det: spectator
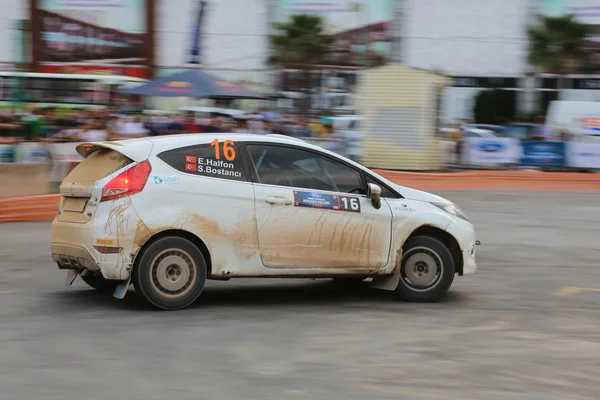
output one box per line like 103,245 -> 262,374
262,120 -> 274,135
0,112 -> 22,143
248,116 -> 264,134
183,113 -> 202,133
295,118 -> 312,137
234,119 -> 250,133
78,119 -> 109,142
115,116 -> 149,138
22,109 -> 50,139
204,117 -> 223,133
531,117 -> 549,141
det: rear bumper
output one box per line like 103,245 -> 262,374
51,197 -> 149,280
51,243 -> 99,271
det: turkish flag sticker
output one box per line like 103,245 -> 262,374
185,155 -> 197,163
185,163 -> 196,171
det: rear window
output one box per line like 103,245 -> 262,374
64,148 -> 133,183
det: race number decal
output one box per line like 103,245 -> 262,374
210,139 -> 236,161
180,140 -> 245,181
293,191 -> 361,213
338,195 -> 361,213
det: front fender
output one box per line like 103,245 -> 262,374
384,199 -> 454,274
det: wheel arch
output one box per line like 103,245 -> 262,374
405,225 -> 463,276
133,229 -> 213,277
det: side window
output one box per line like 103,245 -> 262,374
247,145 -> 364,194
158,140 -> 247,182
365,175 -> 400,198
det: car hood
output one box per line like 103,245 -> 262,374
393,184 -> 453,205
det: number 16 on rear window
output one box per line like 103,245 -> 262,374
210,139 -> 236,161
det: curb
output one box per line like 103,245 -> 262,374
1,171 -> 599,223
0,194 -> 60,223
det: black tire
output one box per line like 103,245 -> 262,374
80,273 -> 119,294
132,236 -> 207,310
395,236 -> 455,302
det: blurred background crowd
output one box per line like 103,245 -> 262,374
2,0 -> 600,196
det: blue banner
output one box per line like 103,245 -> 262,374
521,141 -> 565,169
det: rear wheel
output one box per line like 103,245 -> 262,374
80,273 -> 119,294
395,236 -> 455,302
133,236 -> 207,310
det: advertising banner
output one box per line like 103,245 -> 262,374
566,141 -> 600,168
38,0 -> 148,76
275,0 -> 393,67
156,0 -> 268,70
0,144 -> 15,163
39,64 -> 147,79
521,141 -> 566,169
463,137 -> 521,165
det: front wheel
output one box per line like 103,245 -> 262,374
133,236 -> 207,310
395,236 -> 455,302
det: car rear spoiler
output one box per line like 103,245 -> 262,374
76,140 -> 154,163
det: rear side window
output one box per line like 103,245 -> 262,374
64,148 -> 132,183
158,140 -> 247,182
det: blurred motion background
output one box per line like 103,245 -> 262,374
1,0 -> 600,198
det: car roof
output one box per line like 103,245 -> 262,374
96,133 -> 325,162
86,133 -> 403,195
145,133 -> 305,147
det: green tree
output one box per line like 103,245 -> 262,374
527,14 -> 590,80
269,14 -> 333,114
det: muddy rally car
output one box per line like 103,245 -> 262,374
51,134 -> 478,310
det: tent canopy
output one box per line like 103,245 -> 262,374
121,69 -> 265,99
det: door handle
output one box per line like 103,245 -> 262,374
265,196 -> 292,205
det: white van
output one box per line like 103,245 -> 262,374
546,100 -> 600,141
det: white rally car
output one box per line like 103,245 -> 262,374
51,134 -> 478,310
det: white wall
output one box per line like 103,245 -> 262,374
0,0 -> 27,64
442,87 -> 486,123
560,89 -> 600,102
156,0 -> 269,70
403,0 -> 533,76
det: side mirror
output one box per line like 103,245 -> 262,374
367,183 -> 382,209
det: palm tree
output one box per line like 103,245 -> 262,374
269,14 -> 333,114
527,14 -> 590,87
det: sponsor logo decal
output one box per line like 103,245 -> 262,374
394,203 -> 416,212
153,176 -> 181,184
165,81 -> 192,88
477,140 -> 505,153
95,238 -> 115,246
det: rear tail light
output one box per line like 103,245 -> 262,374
100,160 -> 152,202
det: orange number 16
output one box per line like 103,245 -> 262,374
210,139 -> 236,161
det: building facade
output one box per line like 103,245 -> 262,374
0,0 -> 597,116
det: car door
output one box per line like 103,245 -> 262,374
245,143 -> 393,270
153,140 -> 261,273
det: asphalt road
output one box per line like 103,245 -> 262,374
1,190 -> 600,400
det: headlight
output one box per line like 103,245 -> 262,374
432,202 -> 468,221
